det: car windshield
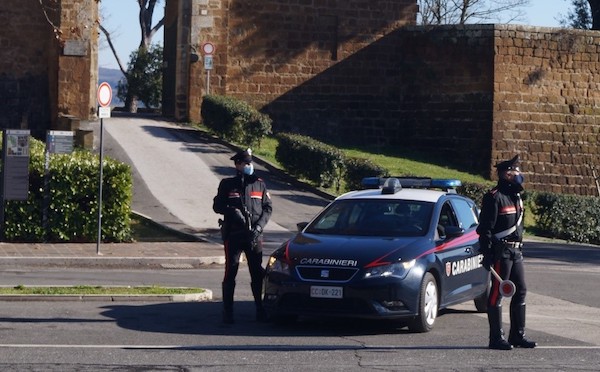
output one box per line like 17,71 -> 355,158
305,199 -> 433,237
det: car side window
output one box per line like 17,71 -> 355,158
451,198 -> 479,229
438,202 -> 458,228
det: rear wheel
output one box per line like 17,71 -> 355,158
408,272 -> 438,333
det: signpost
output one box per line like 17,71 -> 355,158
0,129 -> 30,240
96,82 -> 112,254
202,42 -> 215,94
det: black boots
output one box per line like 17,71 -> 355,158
488,305 -> 513,350
251,281 -> 267,322
508,303 -> 537,348
222,281 -> 235,324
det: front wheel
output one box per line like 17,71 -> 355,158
408,272 -> 438,333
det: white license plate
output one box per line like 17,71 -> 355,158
310,286 -> 343,299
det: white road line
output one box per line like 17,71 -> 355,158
0,344 -> 599,350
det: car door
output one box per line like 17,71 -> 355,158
435,199 -> 481,305
450,197 -> 488,297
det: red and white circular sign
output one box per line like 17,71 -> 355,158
202,42 -> 215,55
97,82 -> 113,107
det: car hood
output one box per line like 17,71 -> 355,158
284,233 -> 425,268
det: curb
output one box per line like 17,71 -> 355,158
0,256 -> 227,269
0,289 -> 213,302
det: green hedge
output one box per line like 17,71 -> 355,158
1,136 -> 132,242
344,157 -> 389,191
275,132 -> 345,190
532,192 -> 600,244
201,94 -> 272,147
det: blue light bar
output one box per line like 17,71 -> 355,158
431,179 -> 462,188
361,177 -> 462,191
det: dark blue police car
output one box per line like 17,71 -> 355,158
263,177 -> 489,332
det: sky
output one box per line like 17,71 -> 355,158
98,0 -> 572,71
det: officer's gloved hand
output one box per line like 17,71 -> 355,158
482,254 -> 494,271
251,225 -> 262,242
250,225 -> 262,251
228,208 -> 246,225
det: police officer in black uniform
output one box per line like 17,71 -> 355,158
213,149 -> 272,324
477,155 -> 537,350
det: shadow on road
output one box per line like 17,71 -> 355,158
98,301 -> 479,339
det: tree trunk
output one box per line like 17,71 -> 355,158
590,0 -> 600,30
125,94 -> 138,113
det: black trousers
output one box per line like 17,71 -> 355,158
222,236 -> 264,286
487,248 -> 527,308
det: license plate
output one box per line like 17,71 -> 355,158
310,286 -> 343,299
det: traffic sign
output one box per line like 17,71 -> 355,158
97,82 -> 112,108
202,42 -> 215,55
204,55 -> 214,70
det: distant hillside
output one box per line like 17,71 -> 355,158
99,67 -> 124,105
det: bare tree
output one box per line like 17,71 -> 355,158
418,0 -> 530,25
98,0 -> 164,112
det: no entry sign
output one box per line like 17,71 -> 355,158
97,82 -> 112,107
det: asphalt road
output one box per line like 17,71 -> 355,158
0,115 -> 596,370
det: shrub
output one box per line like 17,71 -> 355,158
201,95 -> 272,147
344,157 -> 389,191
532,192 -> 600,244
1,136 -> 132,242
276,133 -> 345,190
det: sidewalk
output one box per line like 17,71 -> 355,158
0,241 -> 226,269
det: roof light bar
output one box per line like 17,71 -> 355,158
361,177 -> 462,191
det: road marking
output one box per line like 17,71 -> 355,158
0,344 -> 599,350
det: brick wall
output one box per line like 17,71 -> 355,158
0,0 -> 97,138
493,25 -> 600,195
184,0 -> 418,122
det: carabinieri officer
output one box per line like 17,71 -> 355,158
477,155 -> 537,350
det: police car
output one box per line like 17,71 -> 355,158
263,177 -> 489,332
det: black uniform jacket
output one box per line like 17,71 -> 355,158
213,173 -> 273,238
476,180 -> 524,254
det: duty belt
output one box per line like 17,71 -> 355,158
502,241 -> 523,249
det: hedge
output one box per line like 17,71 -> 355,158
200,94 -> 272,147
1,136 -> 132,242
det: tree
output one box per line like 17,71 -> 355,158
560,0 -> 592,29
418,0 -> 530,25
590,0 -> 600,29
98,0 -> 164,112
117,45 -> 163,110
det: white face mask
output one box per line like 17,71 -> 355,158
243,163 -> 254,175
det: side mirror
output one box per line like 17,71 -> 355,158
444,226 -> 465,238
297,222 -> 308,232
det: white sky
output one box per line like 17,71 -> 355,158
98,0 -> 572,70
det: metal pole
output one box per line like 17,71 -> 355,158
96,118 -> 104,255
206,70 -> 210,95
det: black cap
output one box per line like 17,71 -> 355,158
495,155 -> 520,172
231,148 -> 252,163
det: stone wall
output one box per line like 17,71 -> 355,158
493,25 -> 600,195
265,25 -> 496,173
184,0 -> 418,122
212,23 -> 599,196
0,0 -> 97,138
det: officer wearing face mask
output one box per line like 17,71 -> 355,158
213,148 -> 272,324
477,155 -> 537,350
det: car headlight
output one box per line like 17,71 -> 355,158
364,259 -> 416,279
266,256 -> 291,275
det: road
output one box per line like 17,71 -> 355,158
0,242 -> 598,370
0,116 -> 596,370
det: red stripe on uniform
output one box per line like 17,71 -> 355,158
250,191 -> 262,198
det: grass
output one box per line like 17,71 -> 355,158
0,285 -> 204,295
252,136 -> 493,193
130,213 -> 196,242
